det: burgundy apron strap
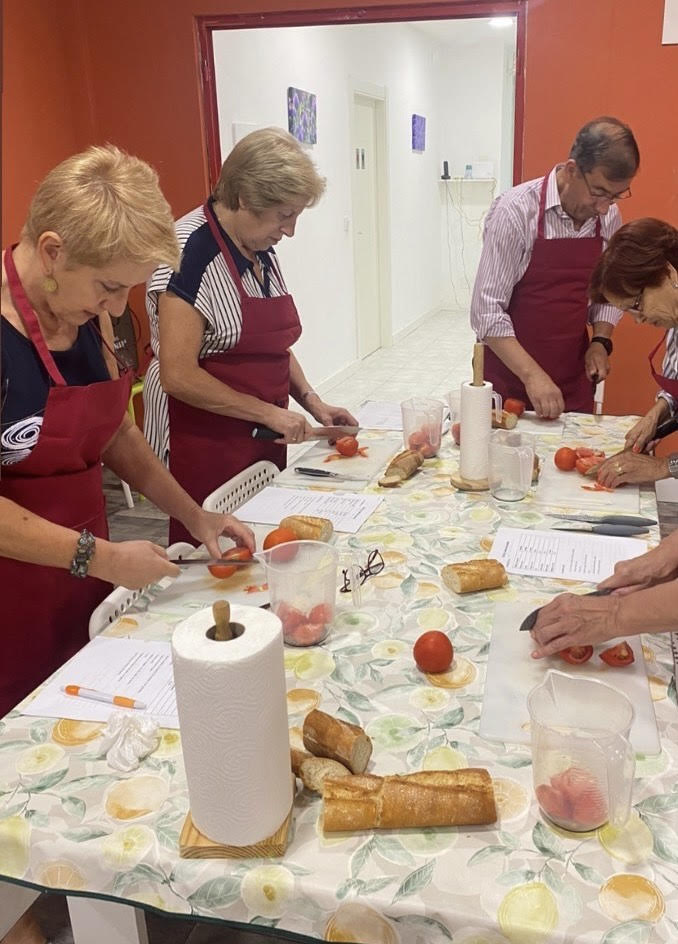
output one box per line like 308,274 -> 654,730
4,246 -> 67,386
89,319 -> 131,375
203,202 -> 247,302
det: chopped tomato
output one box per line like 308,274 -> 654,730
550,766 -> 608,830
575,446 -> 605,459
275,601 -> 306,634
504,398 -> 526,417
285,621 -> 327,646
207,546 -> 253,579
263,526 -> 298,562
554,447 -> 577,471
599,641 -> 635,667
408,429 -> 438,458
582,482 -> 615,492
535,783 -> 571,823
559,645 -> 594,665
309,603 -> 333,625
336,435 -> 359,457
576,455 -> 604,476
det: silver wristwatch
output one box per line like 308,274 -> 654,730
668,454 -> 678,479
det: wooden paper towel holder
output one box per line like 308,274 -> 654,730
453,342 -> 489,491
179,803 -> 293,859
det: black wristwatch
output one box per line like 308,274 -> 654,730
590,336 -> 613,356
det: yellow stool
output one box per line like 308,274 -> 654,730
121,378 -> 145,508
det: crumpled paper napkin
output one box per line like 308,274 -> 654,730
98,712 -> 160,771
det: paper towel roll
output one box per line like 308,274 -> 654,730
172,604 -> 292,846
460,380 -> 493,481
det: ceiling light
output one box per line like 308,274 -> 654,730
489,17 -> 513,28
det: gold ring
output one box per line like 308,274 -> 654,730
616,463 -> 623,473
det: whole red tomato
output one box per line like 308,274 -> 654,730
208,547 -> 253,579
263,526 -> 298,562
336,436 -> 359,457
504,398 -> 526,417
413,631 -> 454,674
554,447 -> 577,471
599,641 -> 635,667
559,645 -> 593,665
451,422 -> 461,445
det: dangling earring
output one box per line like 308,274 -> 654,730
672,281 -> 678,290
43,275 -> 58,293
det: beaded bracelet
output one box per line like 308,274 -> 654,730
69,529 -> 96,579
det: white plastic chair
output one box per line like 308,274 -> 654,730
202,460 -> 280,515
88,541 -> 195,638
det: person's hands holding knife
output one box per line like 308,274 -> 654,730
530,592 -> 621,658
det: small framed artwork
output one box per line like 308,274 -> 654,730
287,87 -> 317,145
412,114 -> 426,152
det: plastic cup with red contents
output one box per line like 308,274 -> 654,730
257,541 -> 338,647
401,397 -> 445,457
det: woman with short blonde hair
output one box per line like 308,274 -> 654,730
144,127 -> 355,543
0,145 -> 254,716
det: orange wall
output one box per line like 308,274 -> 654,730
5,0 -> 678,418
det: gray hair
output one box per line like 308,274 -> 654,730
569,117 -> 639,181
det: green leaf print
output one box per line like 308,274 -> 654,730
61,796 -> 86,819
391,860 -> 434,902
390,913 -> 453,941
532,821 -> 565,859
187,875 -> 242,911
601,920 -> 652,944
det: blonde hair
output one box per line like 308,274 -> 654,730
23,144 -> 180,270
213,127 -> 326,213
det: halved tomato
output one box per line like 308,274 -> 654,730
336,436 -> 359,457
207,546 -> 253,579
575,455 -> 604,477
559,645 -> 594,665
599,641 -> 635,667
575,446 -> 605,459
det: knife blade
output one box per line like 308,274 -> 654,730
551,523 -> 649,536
519,588 -> 613,632
251,425 -> 360,441
294,466 -> 367,482
553,514 -> 657,526
168,558 -> 256,567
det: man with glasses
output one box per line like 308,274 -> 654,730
471,117 -> 639,418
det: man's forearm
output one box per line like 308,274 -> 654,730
484,336 -> 548,385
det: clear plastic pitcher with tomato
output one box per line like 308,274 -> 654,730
256,541 -> 338,647
527,670 -> 635,831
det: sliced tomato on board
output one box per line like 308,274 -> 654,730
336,435 -> 359,457
599,641 -> 635,667
575,446 -> 605,459
207,546 -> 253,579
558,645 -> 594,665
575,455 -> 604,476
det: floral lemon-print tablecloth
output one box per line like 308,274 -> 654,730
1,414 -> 677,944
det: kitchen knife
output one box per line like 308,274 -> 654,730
168,557 -> 256,567
553,514 -> 657,526
294,466 -> 367,482
655,415 -> 678,441
551,523 -> 649,536
251,425 -> 360,441
519,588 -> 613,632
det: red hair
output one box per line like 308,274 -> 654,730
590,218 -> 678,303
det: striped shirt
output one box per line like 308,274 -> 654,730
470,166 -> 623,340
143,199 -> 289,462
656,329 -> 678,414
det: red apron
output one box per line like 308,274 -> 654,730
648,334 -> 678,399
485,173 -> 603,413
167,202 -> 302,545
0,247 -> 130,716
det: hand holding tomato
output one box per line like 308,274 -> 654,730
529,591 -> 622,659
413,631 -> 453,673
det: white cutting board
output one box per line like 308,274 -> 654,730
275,435 -> 402,487
479,601 -> 660,754
534,452 -> 640,513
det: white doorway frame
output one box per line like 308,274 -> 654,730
348,78 -> 392,355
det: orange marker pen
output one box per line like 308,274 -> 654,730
63,685 -> 146,710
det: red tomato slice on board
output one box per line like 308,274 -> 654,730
575,455 -> 604,476
599,641 -> 635,667
559,645 -> 594,665
207,547 -> 253,578
336,436 -> 359,457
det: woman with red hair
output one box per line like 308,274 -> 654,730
588,217 -> 678,486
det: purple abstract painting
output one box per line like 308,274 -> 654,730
287,87 -> 317,145
412,114 -> 426,152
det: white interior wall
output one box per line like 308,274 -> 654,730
212,21 -> 512,388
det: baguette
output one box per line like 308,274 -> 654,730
298,756 -> 351,794
280,515 -> 333,542
379,449 -> 424,487
303,709 -> 372,774
492,409 -> 518,430
441,559 -> 508,594
322,769 -> 497,831
291,747 -> 313,777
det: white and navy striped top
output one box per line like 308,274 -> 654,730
470,167 -> 623,340
656,329 -> 678,414
143,198 -> 289,462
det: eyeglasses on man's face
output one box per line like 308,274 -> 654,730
577,165 -> 632,204
340,549 -> 384,593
